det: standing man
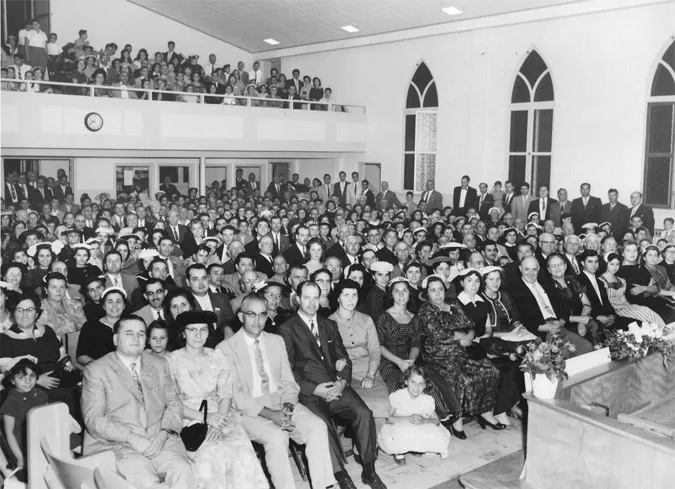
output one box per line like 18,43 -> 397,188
549,188 -> 572,228
24,18 -> 48,71
626,191 -> 655,236
347,172 -> 361,206
476,182 -> 494,221
202,53 -> 218,78
159,176 -> 180,201
599,188 -> 628,233
3,173 -> 20,207
375,181 -> 402,211
570,183 -> 603,232
245,172 -> 260,196
528,185 -> 556,221
360,180 -> 376,208
511,183 -> 533,223
279,283 -> 387,489
419,180 -> 443,214
218,294 -> 339,489
503,180 -> 516,214
287,68 -> 303,93
235,168 -> 247,190
319,174 -> 333,203
332,171 -> 350,208
81,315 -> 193,489
266,174 -> 284,202
51,174 -> 72,204
452,175 -> 477,217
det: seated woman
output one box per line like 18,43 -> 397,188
414,275 -> 502,439
304,237 -> 325,275
601,253 -> 666,328
76,287 -> 126,367
456,269 -> 524,426
1,262 -> 27,298
67,243 -> 103,287
0,282 -> 19,335
168,311 -> 268,489
259,281 -> 293,335
21,242 -> 62,291
310,268 -> 335,317
425,256 -> 459,300
0,294 -> 80,412
35,272 -> 86,340
163,289 -> 198,349
402,261 -> 423,313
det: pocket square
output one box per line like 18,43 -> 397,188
327,340 -> 334,343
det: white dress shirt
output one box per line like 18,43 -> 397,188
193,293 -> 213,311
242,333 -> 279,397
459,188 -> 468,208
583,270 -> 603,304
523,280 -> 556,319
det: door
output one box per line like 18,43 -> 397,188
363,163 -> 381,190
270,162 -> 290,182
159,165 -> 190,195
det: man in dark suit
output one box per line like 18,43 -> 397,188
278,282 -> 386,489
270,216 -> 290,254
4,173 -> 21,207
283,225 -> 310,267
527,185 -> 556,221
163,41 -> 183,65
286,68 -> 303,94
327,235 -> 361,269
627,191 -> 655,236
234,168 -> 247,191
285,85 -> 303,110
186,263 -> 235,344
375,181 -> 402,211
599,188 -> 629,234
51,174 -> 73,204
509,256 -> 592,356
502,180 -> 516,215
570,183 -> 602,233
476,182 -> 495,221
332,171 -> 350,208
244,172 -> 261,196
549,188 -> 572,228
360,180 -> 376,208
159,176 -> 180,201
502,242 -> 535,289
165,209 -> 189,245
452,175 -> 478,217
254,235 -> 276,278
265,175 -> 285,202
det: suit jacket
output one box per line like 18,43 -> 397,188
576,271 -> 615,316
218,330 -> 300,417
452,186 -> 478,214
550,200 -> 572,227
599,202 -> 629,233
133,304 -> 164,327
166,224 -> 189,245
59,203 -> 81,215
193,290 -> 236,331
244,181 -> 261,196
509,278 -> 570,338
278,313 -> 352,399
361,188 -> 376,207
104,273 -> 138,298
527,197 -> 557,221
283,243 -> 307,268
29,186 -> 53,209
419,189 -> 443,214
318,184 -> 333,203
571,196 -> 603,232
52,184 -> 72,204
270,232 -> 290,254
511,195 -> 534,222
325,243 -> 351,269
110,83 -> 138,99
286,78 -> 303,94
627,204 -> 655,235
476,193 -> 495,221
81,351 -> 184,457
266,182 -> 284,201
333,182 -> 350,207
284,94 -> 303,110
375,190 -> 402,211
4,183 -> 21,206
503,192 -> 516,214
255,253 -> 275,278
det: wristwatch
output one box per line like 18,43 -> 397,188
161,428 -> 177,436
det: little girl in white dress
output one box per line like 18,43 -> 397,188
377,366 -> 451,464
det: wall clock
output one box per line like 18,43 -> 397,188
84,112 -> 104,132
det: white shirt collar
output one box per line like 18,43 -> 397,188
297,310 -> 317,329
457,291 -> 484,305
116,352 -> 141,373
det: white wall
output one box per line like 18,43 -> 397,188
50,0 -> 251,67
279,2 -> 675,211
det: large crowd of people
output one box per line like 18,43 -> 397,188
0,163 -> 673,489
1,19 -> 338,108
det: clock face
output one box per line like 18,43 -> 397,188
84,112 -> 103,132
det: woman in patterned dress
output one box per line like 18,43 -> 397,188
376,278 -> 459,430
168,311 -> 268,489
599,253 -> 665,328
414,275 -> 501,439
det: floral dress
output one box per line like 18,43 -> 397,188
168,348 -> 268,489
36,298 -> 86,339
416,301 -> 500,416
599,276 -> 665,328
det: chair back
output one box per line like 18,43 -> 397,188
40,438 -> 96,489
28,402 -> 70,489
65,331 -> 83,370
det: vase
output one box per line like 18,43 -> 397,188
529,373 -> 558,399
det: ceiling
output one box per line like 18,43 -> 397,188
129,0 -> 586,54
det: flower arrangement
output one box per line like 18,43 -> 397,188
518,336 -> 574,382
605,322 -> 674,367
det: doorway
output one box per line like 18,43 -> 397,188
270,162 -> 290,182
363,163 -> 381,190
159,165 -> 190,195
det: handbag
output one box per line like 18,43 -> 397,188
179,400 -> 208,452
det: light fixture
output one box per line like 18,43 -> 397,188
441,6 -> 462,16
341,25 -> 359,33
264,38 -> 280,45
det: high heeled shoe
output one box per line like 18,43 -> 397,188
477,416 -> 506,431
442,419 -> 467,440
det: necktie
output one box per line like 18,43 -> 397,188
542,199 -> 546,215
571,257 -> 580,275
173,226 -> 179,241
301,246 -> 306,259
40,188 -> 44,199
254,339 -> 270,394
310,320 -> 321,347
130,362 -> 144,403
326,184 -> 330,196
532,284 -> 555,319
157,310 -> 163,320
9,185 -> 16,201
354,184 -> 357,195
274,234 -> 279,249
424,191 -> 429,202
114,277 -> 120,287
480,195 -> 484,208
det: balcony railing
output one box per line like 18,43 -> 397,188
0,78 -> 366,114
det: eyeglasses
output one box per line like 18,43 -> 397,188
185,327 -> 210,335
548,262 -> 567,269
15,307 -> 37,314
242,311 -> 269,321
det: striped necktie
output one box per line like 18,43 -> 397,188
254,339 -> 270,394
130,362 -> 144,403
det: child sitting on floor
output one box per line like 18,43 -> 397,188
377,365 -> 451,464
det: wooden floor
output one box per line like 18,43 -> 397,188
458,451 -> 524,489
291,419 -> 525,489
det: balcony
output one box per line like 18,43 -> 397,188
1,80 -> 367,154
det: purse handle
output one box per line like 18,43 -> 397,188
199,400 -> 208,425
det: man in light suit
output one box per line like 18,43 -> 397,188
418,179 -> 443,214
103,250 -> 138,298
476,182 -> 495,221
318,173 -> 333,203
218,294 -> 338,489
549,188 -> 572,227
346,172 -> 361,206
511,182 -> 534,223
279,283 -> 385,489
375,181 -> 402,211
133,279 -> 167,326
81,315 -> 193,489
332,171 -> 350,208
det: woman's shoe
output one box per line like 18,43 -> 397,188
444,422 -> 467,440
393,454 -> 406,465
477,415 -> 506,431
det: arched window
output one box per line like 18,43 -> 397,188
508,50 -> 554,192
404,62 -> 438,191
644,39 -> 675,207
